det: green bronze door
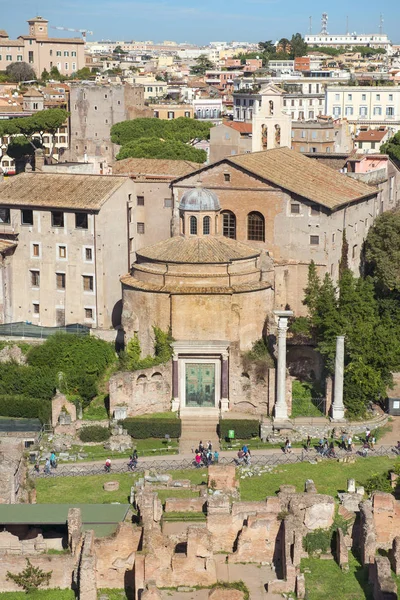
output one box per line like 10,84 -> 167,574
185,363 -> 216,407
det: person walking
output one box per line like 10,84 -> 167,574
347,436 -> 353,453
44,458 -> 50,474
199,441 -> 204,453
195,452 -> 201,468
105,458 -> 111,472
207,440 -> 213,452
366,428 -> 371,443
50,451 -> 57,469
306,436 -> 311,451
213,450 -> 219,464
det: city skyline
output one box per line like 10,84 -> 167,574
1,0 -> 399,46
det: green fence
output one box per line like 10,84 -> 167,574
0,322 -> 89,339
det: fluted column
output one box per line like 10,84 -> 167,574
331,336 -> 345,421
273,310 -> 293,421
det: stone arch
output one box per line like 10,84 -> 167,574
136,374 -> 147,385
151,372 -> 163,382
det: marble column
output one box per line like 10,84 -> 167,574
332,335 -> 345,421
171,356 -> 180,412
274,310 -> 293,421
220,351 -> 229,412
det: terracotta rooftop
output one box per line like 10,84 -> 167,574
0,173 -> 127,210
355,129 -> 388,142
0,40 -> 23,47
223,121 -> 252,135
112,158 -> 198,179
0,30 -> 9,37
23,89 -> 43,97
228,147 -> 375,209
136,235 -> 260,264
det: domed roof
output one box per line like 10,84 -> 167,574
179,185 -> 220,212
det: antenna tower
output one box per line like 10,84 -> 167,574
379,14 -> 384,35
321,13 -> 328,35
346,16 -> 349,35
309,16 -> 312,34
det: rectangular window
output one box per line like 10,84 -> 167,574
83,275 -> 94,292
17,55 -> 22,61
352,245 -> 357,259
389,176 -> 395,201
85,247 -> 93,261
137,222 -> 145,234
129,237 -> 134,252
310,206 -> 320,216
362,94 -> 367,101
310,235 -> 319,245
167,111 -> 175,119
85,307 -> 93,320
290,203 -> 300,214
64,51 -> 69,57
56,51 -> 61,56
51,211 -> 64,227
224,173 -> 231,182
0,208 -> 10,224
136,196 -> 145,206
75,213 -> 88,229
347,93 -> 352,101
332,233 -> 336,244
387,107 -> 394,116
33,302 -> 39,315
56,272 -> 66,290
164,198 -> 172,208
30,270 -> 40,287
28,51 -> 33,63
32,243 -> 40,257
389,94 -> 393,102
359,106 -> 368,117
21,209 -> 33,225
6,54 -> 12,61
58,245 -> 67,259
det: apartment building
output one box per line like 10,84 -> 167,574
0,17 -> 85,76
205,70 -> 242,92
152,104 -> 193,119
325,86 -> 400,134
305,31 -> 392,54
68,82 -> 152,169
193,98 -> 223,123
209,121 -> 252,162
0,172 -> 135,328
130,75 -> 168,100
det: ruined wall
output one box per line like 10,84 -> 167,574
0,555 -> 74,592
95,523 -> 141,589
109,363 -> 172,418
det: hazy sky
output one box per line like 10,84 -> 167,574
1,0 -> 399,45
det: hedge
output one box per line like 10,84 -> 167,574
121,418 -> 181,439
218,419 -> 260,440
79,425 -> 111,443
0,363 -> 55,400
0,395 -> 51,424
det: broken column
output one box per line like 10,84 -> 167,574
332,335 -> 345,421
273,310 -> 293,421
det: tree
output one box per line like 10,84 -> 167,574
113,45 -> 126,55
5,61 -> 36,82
72,67 -> 94,79
278,38 -> 291,54
290,33 -> 308,57
41,68 -> 50,82
7,559 -> 52,593
365,211 -> 400,294
381,131 -> 400,163
49,66 -> 63,81
116,138 -> 207,163
6,136 -> 42,160
190,54 -> 215,75
111,117 -> 213,146
339,229 -> 349,279
258,40 -> 275,54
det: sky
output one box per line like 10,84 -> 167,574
1,0 -> 399,45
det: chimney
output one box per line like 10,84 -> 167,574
34,148 -> 45,172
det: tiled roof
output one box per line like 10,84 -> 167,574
0,173 -> 127,210
0,40 -> 23,47
112,158 -> 198,178
0,30 -> 9,37
223,121 -> 252,134
23,89 -> 43,97
355,129 -> 388,142
137,235 -> 260,264
121,273 -> 271,295
228,147 -> 375,209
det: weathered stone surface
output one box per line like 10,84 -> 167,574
103,481 -> 120,491
296,574 -> 306,599
141,584 -> 162,599
68,507 -> 82,555
336,527 -> 349,571
207,465 -> 238,492
305,479 -> 317,493
360,500 -> 376,564
338,492 -> 364,513
230,513 -> 281,564
105,435 -> 132,452
370,557 -> 397,600
52,391 -> 77,428
347,479 -> 356,493
164,497 -> 206,513
78,530 -> 97,600
208,588 -> 244,600
0,345 -> 26,365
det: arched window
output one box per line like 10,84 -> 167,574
190,215 -> 197,235
222,211 -> 236,239
203,216 -> 210,235
247,211 -> 265,241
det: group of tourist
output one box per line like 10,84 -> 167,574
194,440 -> 219,467
235,444 -> 252,465
35,451 -> 57,474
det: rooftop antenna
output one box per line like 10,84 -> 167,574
309,16 -> 312,35
321,13 -> 328,35
379,14 -> 384,35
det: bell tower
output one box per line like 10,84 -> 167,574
252,83 -> 292,152
27,16 -> 49,39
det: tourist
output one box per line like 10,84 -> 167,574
199,441 -> 204,453
244,447 -> 252,465
327,442 -> 336,458
306,436 -> 311,451
195,452 -> 202,468
105,458 -> 111,473
50,451 -> 57,469
34,459 -> 40,473
366,428 -> 371,443
347,436 -> 353,452
44,458 -> 50,474
340,433 -> 347,450
128,455 -> 137,471
213,450 -> 219,464
284,439 -> 291,454
370,436 -> 376,450
207,440 -> 213,452
242,444 -> 248,454
236,449 -> 245,464
317,438 -> 324,454
322,440 -> 329,456
394,441 -> 400,455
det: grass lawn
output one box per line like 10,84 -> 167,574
157,488 -> 200,506
301,552 -> 372,600
133,412 -> 179,420
240,456 -> 397,501
0,591 -> 75,599
97,590 -> 130,600
62,438 -> 179,463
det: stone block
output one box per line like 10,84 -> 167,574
356,486 -> 365,497
164,497 -> 206,513
304,501 -> 334,531
207,465 -> 238,492
208,589 -> 244,600
373,492 -> 395,512
103,481 -> 120,491
296,574 -> 306,599
305,479 -> 317,493
391,536 -> 400,575
347,479 -> 356,493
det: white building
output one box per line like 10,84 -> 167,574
325,86 -> 400,134
305,33 -> 392,54
193,98 -> 223,123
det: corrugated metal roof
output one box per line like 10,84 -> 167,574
229,147 -> 376,209
0,173 -> 127,210
136,235 -> 260,264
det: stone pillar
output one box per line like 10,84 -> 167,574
171,356 -> 179,412
273,311 -> 293,421
332,336 -> 345,421
220,351 -> 229,412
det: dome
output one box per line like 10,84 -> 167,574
179,186 -> 220,212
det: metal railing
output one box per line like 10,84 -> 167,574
0,322 -> 89,339
30,444 -> 400,479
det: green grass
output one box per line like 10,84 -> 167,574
82,394 -> 108,421
0,591 -> 75,599
133,412 -> 179,420
301,552 -> 372,600
240,456 -> 397,501
291,396 -> 324,418
35,473 -> 139,504
157,488 -> 200,506
97,590 -> 130,600
62,438 -> 179,462
162,511 -> 205,521
170,469 -> 207,485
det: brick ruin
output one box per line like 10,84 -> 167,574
0,466 -> 399,598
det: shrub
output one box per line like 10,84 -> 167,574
6,559 -> 52,593
0,363 -> 55,400
121,327 -> 173,371
79,425 -> 111,442
218,419 -> 259,440
303,527 -> 332,554
121,418 -> 181,439
0,395 -> 51,423
364,472 -> 392,495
